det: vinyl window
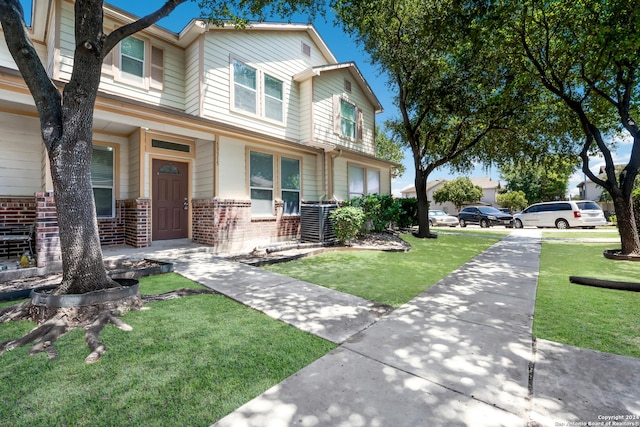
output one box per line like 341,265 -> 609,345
91,145 -> 115,218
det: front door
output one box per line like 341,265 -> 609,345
152,159 -> 189,240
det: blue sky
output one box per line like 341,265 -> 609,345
20,1 -> 634,197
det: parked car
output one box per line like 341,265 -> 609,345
458,206 -> 514,228
428,210 -> 459,227
513,200 -> 606,229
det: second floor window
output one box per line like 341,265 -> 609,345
233,59 -> 257,114
334,96 -> 363,142
264,74 -> 283,122
341,99 -> 357,139
232,59 -> 284,123
121,37 -> 145,79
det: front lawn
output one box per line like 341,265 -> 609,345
0,273 -> 335,426
534,242 -> 640,358
264,233 -> 499,307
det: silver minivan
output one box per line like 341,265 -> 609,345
513,200 -> 607,229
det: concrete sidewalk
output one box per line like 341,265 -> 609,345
197,230 -> 639,427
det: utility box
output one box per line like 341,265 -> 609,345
300,204 -> 337,243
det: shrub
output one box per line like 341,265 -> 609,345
397,198 -> 419,228
329,206 -> 365,245
347,194 -> 401,232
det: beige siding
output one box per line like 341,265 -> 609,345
313,70 -> 376,156
184,38 -> 202,116
216,136 -> 248,199
194,139 -> 214,198
0,114 -> 43,195
94,133 -> 130,200
201,30 -> 327,141
298,79 -> 313,143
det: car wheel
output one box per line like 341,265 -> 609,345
514,219 -> 523,229
480,219 -> 489,228
429,219 -> 434,227
459,218 -> 467,227
555,219 -> 570,229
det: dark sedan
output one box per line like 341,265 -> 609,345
458,206 -> 514,228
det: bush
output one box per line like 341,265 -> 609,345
346,194 -> 401,232
329,206 -> 365,244
397,198 -> 419,228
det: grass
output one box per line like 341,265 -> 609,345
0,273 -> 335,426
264,233 -> 499,307
534,242 -> 640,358
541,230 -> 621,239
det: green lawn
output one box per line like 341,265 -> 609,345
534,242 -> 640,358
0,273 -> 335,426
541,230 -> 621,239
264,233 -> 499,307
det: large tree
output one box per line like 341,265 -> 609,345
0,0 -> 323,361
513,0 -> 640,255
334,0 -> 537,238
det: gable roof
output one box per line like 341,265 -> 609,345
293,62 -> 383,113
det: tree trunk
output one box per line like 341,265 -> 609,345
50,135 -> 115,295
414,168 -> 436,238
612,194 -> 640,256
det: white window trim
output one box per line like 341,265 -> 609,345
91,142 -> 119,218
230,56 -> 286,126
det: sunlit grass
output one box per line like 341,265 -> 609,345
264,233 -> 499,307
534,242 -> 640,358
0,273 -> 335,426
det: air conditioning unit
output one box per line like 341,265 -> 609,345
300,204 -> 337,243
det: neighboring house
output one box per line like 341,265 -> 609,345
0,1 -> 393,267
399,177 -> 501,215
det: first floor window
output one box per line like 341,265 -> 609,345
349,165 -> 380,199
91,145 -> 115,217
250,151 -> 274,215
281,157 -> 300,215
349,165 -> 365,198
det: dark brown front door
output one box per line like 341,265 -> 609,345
152,159 -> 189,240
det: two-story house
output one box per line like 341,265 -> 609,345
0,0 -> 393,268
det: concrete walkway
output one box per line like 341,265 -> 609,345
105,230 -> 640,426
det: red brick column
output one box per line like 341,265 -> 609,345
124,198 -> 151,248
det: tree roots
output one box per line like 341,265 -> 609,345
0,287 -> 217,363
